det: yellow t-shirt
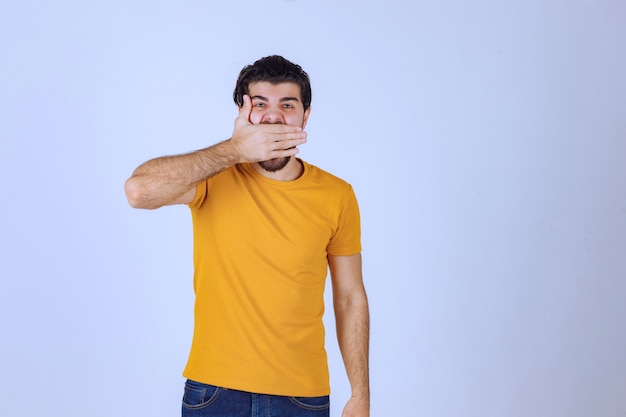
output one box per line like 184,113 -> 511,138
183,160 -> 361,396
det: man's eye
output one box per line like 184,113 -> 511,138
283,104 -> 294,109
254,103 -> 265,107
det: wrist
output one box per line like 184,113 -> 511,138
207,139 -> 241,165
223,137 -> 245,164
350,390 -> 370,403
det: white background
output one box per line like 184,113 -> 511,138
1,1 -> 625,416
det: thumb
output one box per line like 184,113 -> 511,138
236,94 -> 252,125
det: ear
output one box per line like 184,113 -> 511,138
302,107 -> 311,129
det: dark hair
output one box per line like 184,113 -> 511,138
233,55 -> 312,110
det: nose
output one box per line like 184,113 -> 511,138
261,109 -> 285,124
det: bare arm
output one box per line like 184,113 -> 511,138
329,253 -> 370,417
125,140 -> 236,209
124,95 -> 307,209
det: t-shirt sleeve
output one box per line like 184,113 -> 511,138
188,177 -> 214,211
326,185 -> 362,256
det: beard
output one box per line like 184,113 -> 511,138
258,157 -> 291,172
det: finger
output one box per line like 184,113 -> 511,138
270,147 -> 301,158
272,136 -> 307,151
257,124 -> 303,134
255,125 -> 306,139
236,95 -> 252,124
272,131 -> 307,144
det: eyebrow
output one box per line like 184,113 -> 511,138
251,95 -> 300,103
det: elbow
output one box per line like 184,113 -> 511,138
124,177 -> 150,209
334,290 -> 369,313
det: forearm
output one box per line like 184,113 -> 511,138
335,292 -> 370,403
125,140 -> 238,209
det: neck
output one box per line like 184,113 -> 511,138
252,157 -> 303,181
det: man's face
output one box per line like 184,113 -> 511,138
247,81 -> 310,127
247,81 -> 311,172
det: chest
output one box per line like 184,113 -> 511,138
195,180 -> 340,264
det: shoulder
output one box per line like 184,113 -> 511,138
302,160 -> 354,192
189,165 -> 243,210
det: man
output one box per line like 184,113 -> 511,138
125,55 -> 369,417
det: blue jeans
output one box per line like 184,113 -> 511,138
181,379 -> 330,417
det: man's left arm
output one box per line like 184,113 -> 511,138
328,253 -> 370,417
